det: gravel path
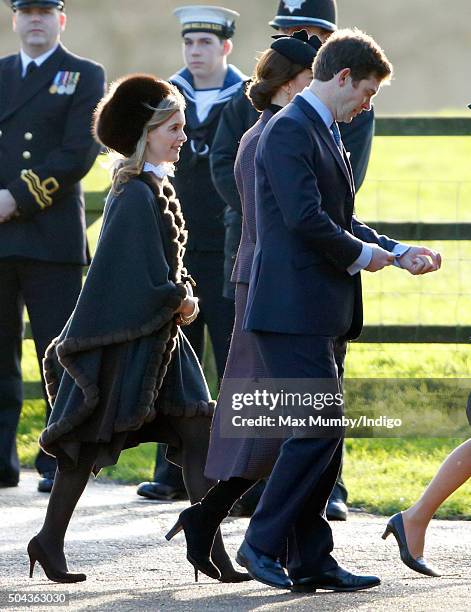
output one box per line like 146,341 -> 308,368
0,471 -> 469,611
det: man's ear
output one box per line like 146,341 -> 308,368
60,12 -> 67,32
12,14 -> 17,33
222,39 -> 233,57
337,67 -> 351,87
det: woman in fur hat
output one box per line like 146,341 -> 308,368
26,74 -> 249,585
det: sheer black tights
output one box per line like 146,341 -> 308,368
36,443 -> 98,572
34,418 -> 255,575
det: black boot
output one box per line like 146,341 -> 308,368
211,528 -> 252,583
165,478 -> 255,582
165,502 -> 221,580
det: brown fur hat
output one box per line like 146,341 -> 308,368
93,74 -> 176,157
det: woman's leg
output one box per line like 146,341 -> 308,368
171,416 -> 253,580
402,438 -> 471,558
174,415 -> 254,505
35,443 -> 98,571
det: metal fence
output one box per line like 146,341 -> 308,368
24,116 -> 471,347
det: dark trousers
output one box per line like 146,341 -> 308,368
0,259 -> 82,481
245,332 -> 346,579
153,442 -> 185,488
152,250 -> 234,487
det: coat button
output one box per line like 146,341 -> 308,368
24,132 -> 33,140
22,151 -> 31,159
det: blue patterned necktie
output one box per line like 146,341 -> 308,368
330,121 -> 343,151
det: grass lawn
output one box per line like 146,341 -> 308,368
17,135 -> 471,518
19,399 -> 470,518
19,338 -> 471,518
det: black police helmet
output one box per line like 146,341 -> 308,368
270,0 -> 337,33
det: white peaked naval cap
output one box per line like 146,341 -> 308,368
174,5 -> 240,39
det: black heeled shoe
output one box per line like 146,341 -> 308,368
210,534 -> 253,583
166,504 -> 252,583
382,512 -> 441,577
165,504 -> 221,581
27,536 -> 86,583
217,567 -> 253,583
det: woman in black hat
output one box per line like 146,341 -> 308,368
27,74 -> 248,585
165,32 -> 320,572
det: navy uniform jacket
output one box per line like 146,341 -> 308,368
169,65 -> 246,252
244,96 -> 397,340
0,43 -> 106,264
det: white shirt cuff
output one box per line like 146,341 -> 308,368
392,243 -> 410,268
347,243 -> 372,276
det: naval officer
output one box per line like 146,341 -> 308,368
0,0 -> 106,491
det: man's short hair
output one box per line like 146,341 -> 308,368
313,28 -> 393,83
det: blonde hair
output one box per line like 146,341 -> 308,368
109,89 -> 185,195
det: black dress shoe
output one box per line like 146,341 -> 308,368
137,481 -> 188,501
291,566 -> 380,592
236,539 -> 293,589
0,470 -> 19,487
37,471 -> 55,493
326,497 -> 348,521
0,476 -> 19,488
382,512 -> 441,577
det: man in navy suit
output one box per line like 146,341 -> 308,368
211,0 -> 373,521
236,29 -> 441,591
0,0 -> 105,491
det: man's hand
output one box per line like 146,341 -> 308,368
364,245 -> 395,272
0,190 -> 18,223
398,246 -> 442,275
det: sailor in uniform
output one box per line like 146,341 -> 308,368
136,5 -> 248,502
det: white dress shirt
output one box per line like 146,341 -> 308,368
20,44 -> 58,77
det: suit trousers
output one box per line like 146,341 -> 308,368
245,332 -> 346,579
0,259 -> 82,481
152,442 -> 185,489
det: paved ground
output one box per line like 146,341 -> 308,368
0,471 -> 469,612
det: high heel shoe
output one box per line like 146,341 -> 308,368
165,504 -> 221,581
27,536 -> 86,583
215,564 -> 253,583
210,529 -> 252,583
382,512 -> 441,577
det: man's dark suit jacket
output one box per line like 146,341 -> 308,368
0,43 -> 105,264
244,94 -> 397,340
210,83 -> 374,299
